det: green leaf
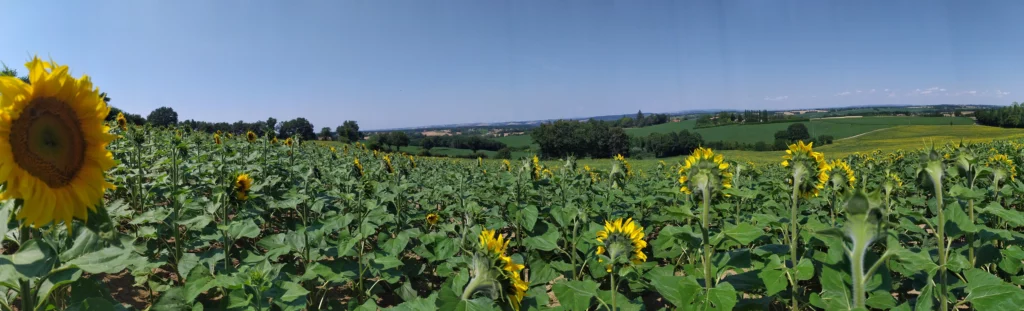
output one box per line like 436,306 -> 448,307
64,247 -> 132,274
278,281 -> 310,303
551,280 -> 599,311
945,201 -> 978,237
966,284 -> 1024,311
757,255 -> 788,296
649,274 -> 701,308
389,294 -> 438,311
60,227 -> 103,262
36,268 -> 83,309
981,203 -> 1024,227
795,257 -> 815,281
523,224 -> 559,252
6,239 -> 57,279
718,223 -> 763,246
152,287 -> 190,311
227,219 -> 260,240
66,298 -> 117,311
706,282 -> 738,310
373,256 -> 405,270
866,291 -> 896,309
521,205 -> 539,232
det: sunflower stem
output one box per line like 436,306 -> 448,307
932,173 -> 948,311
701,190 -> 714,290
789,166 -> 802,311
609,269 -> 617,311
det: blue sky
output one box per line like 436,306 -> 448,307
2,1 -> 1022,130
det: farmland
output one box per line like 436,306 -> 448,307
5,111 -> 1024,310
493,116 -> 977,149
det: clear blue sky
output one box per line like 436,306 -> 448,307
2,1 -> 1022,130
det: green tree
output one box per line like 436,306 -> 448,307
319,127 -> 333,140
279,117 -> 316,140
786,123 -> 811,142
147,107 -> 178,127
339,120 -> 361,143
390,131 -> 409,151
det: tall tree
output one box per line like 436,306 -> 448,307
279,117 -> 315,140
147,107 -> 178,127
319,127 -> 333,140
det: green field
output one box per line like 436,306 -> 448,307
493,134 -> 537,150
501,116 -> 976,148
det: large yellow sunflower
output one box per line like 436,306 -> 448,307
830,159 -> 856,189
477,229 -> 528,310
0,56 -> 116,228
115,112 -> 127,131
233,173 -> 253,201
246,131 -> 257,143
677,147 -> 732,196
781,141 -> 830,198
596,218 -> 647,272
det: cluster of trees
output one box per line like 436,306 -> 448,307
415,135 -> 507,153
610,111 -> 671,128
106,107 -> 145,126
695,110 -> 805,128
531,120 -> 630,158
976,103 -> 1024,128
772,123 -> 833,150
367,132 -> 411,151
632,130 -> 705,158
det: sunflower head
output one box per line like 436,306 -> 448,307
478,157 -> 483,167
530,156 -> 541,180
469,228 -> 528,311
426,213 -> 439,225
782,141 -> 830,198
829,160 -> 856,190
271,137 -> 278,144
329,146 -> 336,153
916,145 -> 946,191
677,147 -> 732,197
0,56 -> 118,228
502,159 -> 512,172
595,218 -> 647,272
987,153 -> 1017,183
115,112 -> 128,131
408,155 -> 416,169
214,133 -> 222,145
353,157 -> 364,178
284,137 -> 293,147
383,154 -> 394,174
233,173 -> 253,201
246,131 -> 257,143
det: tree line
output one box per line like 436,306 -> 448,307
695,110 -> 806,128
976,103 -> 1024,128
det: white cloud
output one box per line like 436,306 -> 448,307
884,88 -> 890,92
763,95 -> 788,101
835,91 -> 851,96
869,89 -> 876,93
856,89 -> 863,93
888,92 -> 897,98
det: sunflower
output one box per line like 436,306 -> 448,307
677,147 -> 732,196
542,168 -> 553,178
353,157 -> 364,178
830,160 -> 856,190
233,173 -> 253,201
426,213 -> 439,225
477,229 -> 527,310
115,112 -> 127,131
284,137 -> 293,147
271,137 -> 278,144
531,156 -> 541,180
0,57 -> 117,228
501,159 -> 512,172
214,133 -> 222,145
407,155 -> 416,169
246,131 -> 257,143
383,154 -> 394,174
329,147 -> 336,153
614,154 -> 633,178
987,153 -> 1017,182
596,218 -> 647,272
478,157 -> 483,167
781,141 -> 830,198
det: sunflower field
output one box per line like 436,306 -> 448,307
2,59 -> 1024,311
